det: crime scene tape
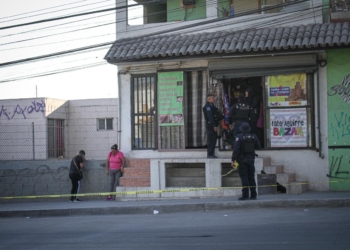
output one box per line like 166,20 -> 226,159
1,180 -> 349,199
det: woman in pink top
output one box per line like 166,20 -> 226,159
105,144 -> 125,200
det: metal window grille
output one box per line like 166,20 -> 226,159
47,119 -> 65,158
98,118 -> 113,130
131,75 -> 157,150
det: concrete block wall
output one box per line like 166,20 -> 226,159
67,99 -> 118,160
0,160 -> 109,201
0,98 -> 68,160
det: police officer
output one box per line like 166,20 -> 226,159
228,93 -> 251,138
244,87 -> 259,134
203,93 -> 222,158
231,122 -> 261,200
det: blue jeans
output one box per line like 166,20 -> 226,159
109,169 -> 122,193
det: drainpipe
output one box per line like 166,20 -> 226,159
316,70 -> 324,159
117,72 -> 122,149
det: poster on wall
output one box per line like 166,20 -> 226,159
270,108 -> 307,147
158,72 -> 184,126
267,73 -> 307,107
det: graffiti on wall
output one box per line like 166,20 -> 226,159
0,100 -> 45,120
329,112 -> 350,141
0,165 -> 70,197
327,74 -> 350,103
327,155 -> 350,179
326,49 -> 350,190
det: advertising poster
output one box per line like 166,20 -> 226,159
267,73 -> 307,106
270,108 -> 307,147
158,72 -> 184,126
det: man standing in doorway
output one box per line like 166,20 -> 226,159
203,93 -> 222,158
231,122 -> 261,200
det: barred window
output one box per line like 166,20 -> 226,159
47,119 -> 65,158
131,75 -> 157,150
98,118 -> 113,130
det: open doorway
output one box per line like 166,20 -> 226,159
220,76 -> 265,150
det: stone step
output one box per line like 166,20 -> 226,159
120,177 -> 150,187
286,181 -> 308,195
123,167 -> 150,177
166,177 -> 205,187
277,173 -> 296,184
263,165 -> 284,174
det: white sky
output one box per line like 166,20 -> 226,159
0,0 -> 142,100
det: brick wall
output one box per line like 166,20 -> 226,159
120,158 -> 150,187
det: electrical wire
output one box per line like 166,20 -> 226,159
0,1 -> 328,82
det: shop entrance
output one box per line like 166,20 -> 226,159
220,76 -> 265,150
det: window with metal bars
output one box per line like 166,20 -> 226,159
131,75 -> 157,149
47,119 -> 65,158
97,118 -> 113,130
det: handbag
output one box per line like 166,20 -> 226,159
73,157 -> 83,180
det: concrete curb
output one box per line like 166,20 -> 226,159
1,198 -> 349,218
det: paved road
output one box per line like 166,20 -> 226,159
1,207 -> 349,250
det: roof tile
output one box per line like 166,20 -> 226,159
105,22 -> 350,62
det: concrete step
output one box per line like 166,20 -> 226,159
120,177 -> 150,187
277,173 -> 296,184
166,177 -> 205,187
123,167 -> 150,177
286,181 -> 308,195
263,165 -> 284,174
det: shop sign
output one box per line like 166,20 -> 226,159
267,73 -> 307,106
158,72 -> 184,126
270,108 -> 307,147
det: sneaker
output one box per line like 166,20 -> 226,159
74,199 -> 82,202
250,196 -> 257,200
105,196 -> 112,201
69,199 -> 74,202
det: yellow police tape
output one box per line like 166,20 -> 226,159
1,180 -> 349,199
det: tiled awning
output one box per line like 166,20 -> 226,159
105,22 -> 350,63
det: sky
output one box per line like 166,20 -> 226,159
0,0 -> 142,100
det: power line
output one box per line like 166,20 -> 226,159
0,1 -> 324,68
0,1 -> 328,83
0,1 -> 167,30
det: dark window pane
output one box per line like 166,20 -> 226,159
98,119 -> 105,130
106,119 -> 113,130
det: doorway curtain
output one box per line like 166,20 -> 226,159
184,71 -> 208,148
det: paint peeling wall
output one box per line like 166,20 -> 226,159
327,48 -> 350,190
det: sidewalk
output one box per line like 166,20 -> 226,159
0,191 -> 349,218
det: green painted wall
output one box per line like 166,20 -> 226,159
167,0 -> 206,22
326,48 -> 350,190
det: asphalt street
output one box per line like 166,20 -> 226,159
0,207 -> 349,250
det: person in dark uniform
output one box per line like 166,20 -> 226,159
203,93 -> 223,158
231,122 -> 261,200
228,93 -> 251,139
244,87 -> 259,134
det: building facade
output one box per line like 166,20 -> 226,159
104,0 -> 350,197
